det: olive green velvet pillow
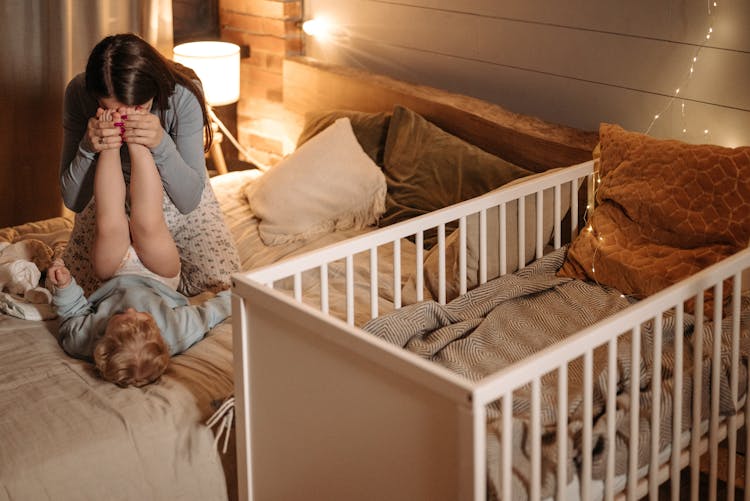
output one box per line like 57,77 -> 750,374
380,105 -> 534,247
296,109 -> 392,166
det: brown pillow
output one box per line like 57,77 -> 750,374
296,109 -> 391,166
559,123 -> 750,300
380,105 -> 533,248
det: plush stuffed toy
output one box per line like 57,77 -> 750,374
0,239 -> 54,303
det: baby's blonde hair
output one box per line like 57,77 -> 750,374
94,313 -> 170,387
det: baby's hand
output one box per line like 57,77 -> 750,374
47,259 -> 72,288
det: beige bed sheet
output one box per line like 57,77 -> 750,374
0,315 -> 232,501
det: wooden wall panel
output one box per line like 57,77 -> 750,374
304,0 -> 750,147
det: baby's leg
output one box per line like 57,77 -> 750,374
127,124 -> 180,279
92,110 -> 130,280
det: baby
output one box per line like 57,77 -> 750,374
48,105 -> 231,387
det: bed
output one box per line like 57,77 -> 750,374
1,56 -> 747,501
231,58 -> 750,501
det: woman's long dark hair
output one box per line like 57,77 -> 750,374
85,33 -> 212,151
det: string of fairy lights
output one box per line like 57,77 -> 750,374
585,2 -> 720,290
644,1 -> 719,138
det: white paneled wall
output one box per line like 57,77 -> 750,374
303,0 -> 750,147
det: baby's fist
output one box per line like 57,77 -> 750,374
47,259 -> 72,288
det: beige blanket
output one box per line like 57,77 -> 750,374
364,248 -> 750,500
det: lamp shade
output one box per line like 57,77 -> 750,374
173,41 -> 240,106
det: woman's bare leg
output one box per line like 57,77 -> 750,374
92,125 -> 130,280
127,142 -> 180,278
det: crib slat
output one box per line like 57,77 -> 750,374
535,190 -> 543,260
479,210 -> 487,285
553,184 -> 562,249
557,364 -> 568,501
690,292 -> 705,501
649,313 -> 663,500
293,272 -> 302,302
393,239 -> 401,309
502,394 -> 512,501
606,338 -> 617,501
728,273 -> 742,501
438,224 -> 446,305
570,176 -> 594,242
517,197 -> 525,269
671,303 -> 684,501
709,282 -> 723,501
628,325 -> 641,500
499,203 -> 507,276
459,217 -> 467,296
320,263 -> 329,314
370,248 -> 378,319
416,232 -> 424,302
531,377 -> 541,501
582,349 -> 593,501
346,255 -> 354,325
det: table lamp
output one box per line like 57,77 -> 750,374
173,41 -> 264,173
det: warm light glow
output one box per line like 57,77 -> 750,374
302,18 -> 333,38
173,41 -> 240,106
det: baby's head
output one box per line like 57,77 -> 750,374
93,308 -> 170,387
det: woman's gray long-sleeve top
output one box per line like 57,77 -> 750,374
59,73 -> 207,214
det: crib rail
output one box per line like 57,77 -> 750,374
242,161 -> 593,329
244,161 -> 592,286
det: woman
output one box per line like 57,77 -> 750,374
60,33 -> 240,297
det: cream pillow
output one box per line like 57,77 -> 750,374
412,169 -> 577,302
246,117 -> 387,246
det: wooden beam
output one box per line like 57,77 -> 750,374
283,56 -> 598,172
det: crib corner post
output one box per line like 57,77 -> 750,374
231,289 -> 252,501
457,395 -> 486,501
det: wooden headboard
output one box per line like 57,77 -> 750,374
283,56 -> 598,173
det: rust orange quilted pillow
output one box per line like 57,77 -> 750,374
559,123 -> 750,300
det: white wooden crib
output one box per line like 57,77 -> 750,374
231,160 -> 750,501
